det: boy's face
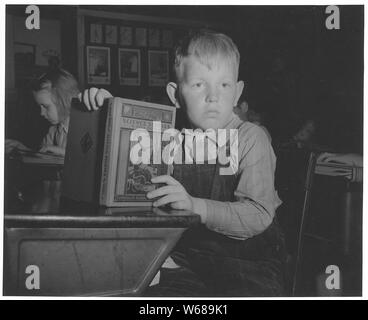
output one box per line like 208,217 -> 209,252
168,55 -> 244,130
33,89 -> 60,125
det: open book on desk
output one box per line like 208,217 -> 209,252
17,149 -> 64,166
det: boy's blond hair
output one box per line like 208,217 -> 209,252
174,29 -> 240,81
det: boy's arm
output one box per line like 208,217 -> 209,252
148,125 -> 281,240
197,125 -> 281,240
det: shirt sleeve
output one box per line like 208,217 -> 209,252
200,124 -> 281,240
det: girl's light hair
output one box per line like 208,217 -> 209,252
174,29 -> 240,81
31,69 -> 80,121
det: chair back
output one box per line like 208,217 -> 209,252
274,147 -> 317,295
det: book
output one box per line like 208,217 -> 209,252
100,97 -> 176,206
315,161 -> 357,178
62,99 -> 109,204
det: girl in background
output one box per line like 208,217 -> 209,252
6,69 -> 80,156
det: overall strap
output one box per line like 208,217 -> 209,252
209,122 -> 244,202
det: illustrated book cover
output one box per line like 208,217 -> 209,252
100,97 -> 176,206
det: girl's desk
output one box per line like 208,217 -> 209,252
4,178 -> 200,296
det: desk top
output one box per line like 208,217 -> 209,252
5,206 -> 201,229
5,178 -> 200,229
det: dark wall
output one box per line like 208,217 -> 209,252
225,6 -> 363,152
6,5 -> 363,153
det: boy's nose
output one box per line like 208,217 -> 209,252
205,86 -> 219,103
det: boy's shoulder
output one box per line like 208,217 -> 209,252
237,120 -> 269,143
237,120 -> 272,158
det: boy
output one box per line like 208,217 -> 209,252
83,30 -> 285,296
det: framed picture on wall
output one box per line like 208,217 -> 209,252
90,23 -> 103,43
135,27 -> 147,47
105,25 -> 117,44
162,30 -> 173,48
120,26 -> 133,46
119,48 -> 141,86
148,28 -> 160,47
86,46 -> 111,85
14,42 -> 36,66
148,50 -> 169,87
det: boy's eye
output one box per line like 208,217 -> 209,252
222,83 -> 231,88
192,82 -> 204,88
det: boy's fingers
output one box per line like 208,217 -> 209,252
77,92 -> 82,102
147,185 -> 180,199
170,201 -> 187,210
88,88 -> 98,111
83,90 -> 91,111
95,88 -> 112,107
153,193 -> 182,207
96,89 -> 105,107
103,88 -> 113,98
151,175 -> 180,186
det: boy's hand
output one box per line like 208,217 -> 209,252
147,175 -> 208,223
79,88 -> 113,111
147,175 -> 194,211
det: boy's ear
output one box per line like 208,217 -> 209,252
234,81 -> 245,106
166,82 -> 181,108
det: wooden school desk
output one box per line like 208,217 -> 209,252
4,177 -> 200,296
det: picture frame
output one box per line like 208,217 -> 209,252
120,26 -> 133,46
14,42 -> 36,66
105,25 -> 117,45
148,28 -> 160,47
90,23 -> 103,44
162,30 -> 173,48
86,46 -> 111,85
135,27 -> 147,47
148,50 -> 169,87
118,48 -> 141,86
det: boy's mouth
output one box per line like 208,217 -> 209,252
206,110 -> 220,117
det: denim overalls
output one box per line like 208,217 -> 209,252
145,137 -> 287,297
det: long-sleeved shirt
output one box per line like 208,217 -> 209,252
187,113 -> 282,240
